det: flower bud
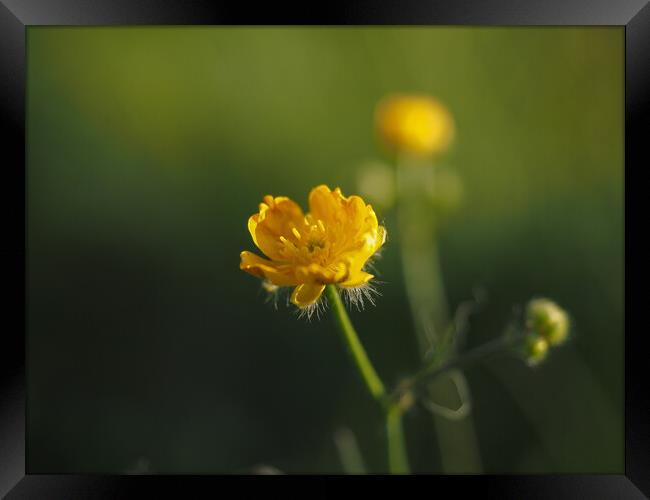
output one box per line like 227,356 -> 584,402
375,94 -> 455,158
526,298 -> 570,346
523,333 -> 549,366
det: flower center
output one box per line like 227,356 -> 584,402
307,238 -> 326,252
277,215 -> 335,266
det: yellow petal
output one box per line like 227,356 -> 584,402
308,185 -> 343,226
248,214 -> 260,248
343,195 -> 368,232
240,251 -> 299,286
309,186 -> 380,254
250,196 -> 306,260
290,283 -> 326,308
337,225 -> 386,280
339,271 -> 374,288
295,261 -> 350,284
373,225 -> 387,253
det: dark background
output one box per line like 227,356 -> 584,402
27,26 -> 623,473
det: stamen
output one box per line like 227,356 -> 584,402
279,235 -> 295,248
292,227 -> 302,240
317,219 -> 326,232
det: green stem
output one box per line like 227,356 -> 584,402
396,157 -> 483,473
326,284 -> 410,474
334,428 -> 368,474
388,334 -> 521,405
386,405 -> 410,474
326,284 -> 385,401
396,157 -> 449,352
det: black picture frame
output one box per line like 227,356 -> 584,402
1,1 -> 647,497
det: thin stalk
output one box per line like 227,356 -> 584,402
386,405 -> 410,474
388,334 -> 521,404
326,285 -> 385,401
396,159 -> 449,352
396,157 -> 482,473
334,428 -> 368,474
326,284 -> 410,473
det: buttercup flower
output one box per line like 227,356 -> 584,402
375,94 -> 455,157
240,185 -> 386,310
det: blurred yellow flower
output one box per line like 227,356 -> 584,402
375,94 -> 455,157
240,185 -> 386,309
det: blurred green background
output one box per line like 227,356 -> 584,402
27,27 -> 623,474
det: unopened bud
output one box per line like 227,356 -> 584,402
524,334 -> 549,366
526,298 -> 570,346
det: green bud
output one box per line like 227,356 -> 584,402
524,333 -> 549,366
526,298 -> 570,346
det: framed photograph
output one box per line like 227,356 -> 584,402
1,0 -> 647,497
